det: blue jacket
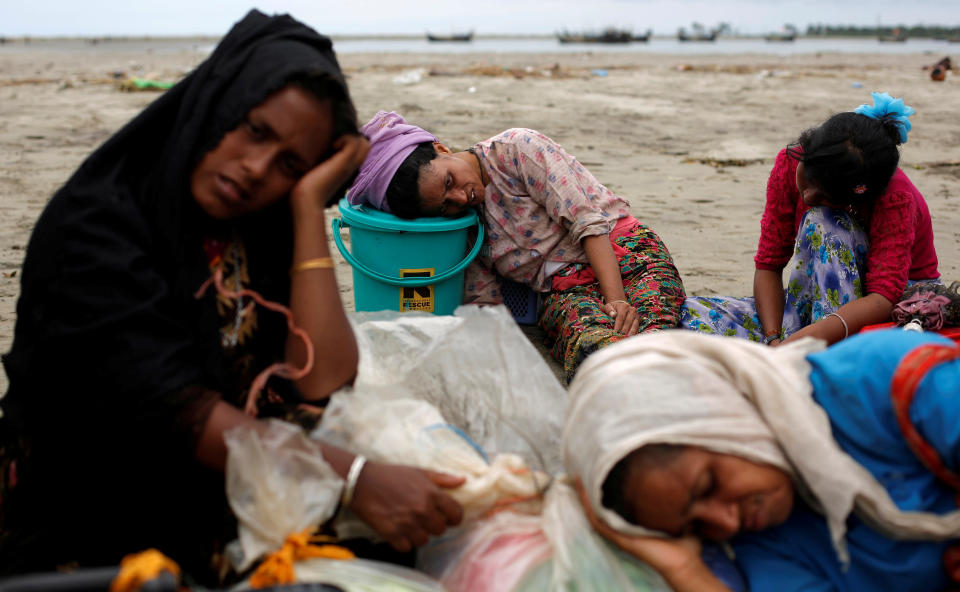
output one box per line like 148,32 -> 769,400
733,330 -> 959,592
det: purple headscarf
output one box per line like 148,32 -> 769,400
347,110 -> 438,212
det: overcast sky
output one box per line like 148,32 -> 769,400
4,0 -> 960,37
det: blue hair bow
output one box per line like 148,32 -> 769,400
853,91 -> 915,143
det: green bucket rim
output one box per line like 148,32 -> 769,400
338,197 -> 479,232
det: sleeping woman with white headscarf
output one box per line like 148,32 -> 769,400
565,329 -> 960,591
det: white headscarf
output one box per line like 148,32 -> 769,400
564,330 -> 960,565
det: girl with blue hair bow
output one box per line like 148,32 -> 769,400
683,92 -> 941,346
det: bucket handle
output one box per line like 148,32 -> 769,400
331,217 -> 485,287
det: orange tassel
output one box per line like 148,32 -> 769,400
110,549 -> 180,592
248,530 -> 355,589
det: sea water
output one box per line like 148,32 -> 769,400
1,35 -> 955,57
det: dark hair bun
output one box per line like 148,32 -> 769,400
877,115 -> 905,146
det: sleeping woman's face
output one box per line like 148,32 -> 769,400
416,144 -> 485,217
191,85 -> 334,220
621,446 -> 794,541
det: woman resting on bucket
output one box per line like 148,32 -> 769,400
682,92 -> 940,347
566,328 -> 960,591
0,11 -> 463,583
347,111 -> 685,379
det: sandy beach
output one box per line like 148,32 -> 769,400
1,40 -> 958,391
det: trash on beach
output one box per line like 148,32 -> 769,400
392,68 -> 426,85
851,81 -> 864,88
460,63 -> 582,79
117,77 -> 175,92
0,77 -> 60,87
591,69 -> 608,77
924,56 -> 952,82
685,157 -> 765,168
467,86 -> 477,93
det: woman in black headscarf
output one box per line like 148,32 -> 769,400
0,10 -> 463,582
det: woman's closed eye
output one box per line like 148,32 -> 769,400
244,118 -> 266,141
698,470 -> 716,499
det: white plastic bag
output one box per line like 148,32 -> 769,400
224,419 -> 342,571
345,305 -> 567,475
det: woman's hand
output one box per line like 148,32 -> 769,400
782,292 -> 893,346
603,300 -> 640,335
582,234 -> 637,335
290,134 -> 369,215
575,480 -> 700,573
348,461 -> 465,552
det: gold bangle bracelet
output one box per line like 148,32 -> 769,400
290,257 -> 335,274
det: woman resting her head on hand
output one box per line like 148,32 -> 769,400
683,92 -> 940,347
347,111 -> 685,380
0,11 -> 462,582
567,329 -> 960,592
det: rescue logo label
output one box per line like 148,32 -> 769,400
399,268 -> 435,312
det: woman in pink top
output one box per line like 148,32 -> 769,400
348,112 -> 685,380
682,92 -> 940,346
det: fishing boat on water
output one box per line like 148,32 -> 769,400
426,31 -> 474,42
878,27 -> 907,42
557,27 -> 634,44
764,25 -> 797,42
678,28 -> 717,42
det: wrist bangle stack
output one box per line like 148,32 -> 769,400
825,312 -> 849,339
606,299 -> 628,306
290,257 -> 335,275
341,455 -> 367,508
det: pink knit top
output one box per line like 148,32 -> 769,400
755,149 -> 939,304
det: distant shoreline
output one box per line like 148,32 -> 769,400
2,33 -> 958,43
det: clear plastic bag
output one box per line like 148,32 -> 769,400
225,421 -> 447,591
224,419 -> 342,572
345,305 -> 567,475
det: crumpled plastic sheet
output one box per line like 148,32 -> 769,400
328,305 -> 566,476
224,419 -> 342,572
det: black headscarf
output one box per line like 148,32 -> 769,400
0,10 -> 351,579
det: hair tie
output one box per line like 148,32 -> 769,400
853,91 -> 915,144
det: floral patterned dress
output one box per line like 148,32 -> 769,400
683,149 -> 939,341
683,207 -> 868,341
465,129 -> 685,379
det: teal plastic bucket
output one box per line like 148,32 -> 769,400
333,198 -> 484,315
